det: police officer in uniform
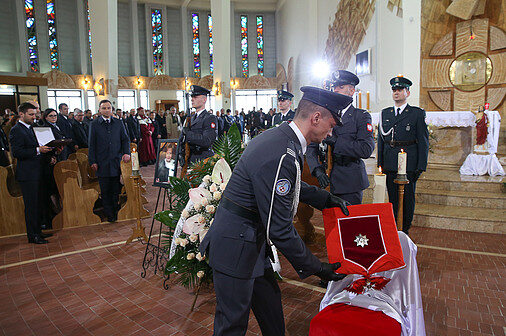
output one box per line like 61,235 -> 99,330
200,86 -> 353,336
183,85 -> 218,164
306,70 -> 375,205
272,90 -> 295,126
377,76 -> 429,234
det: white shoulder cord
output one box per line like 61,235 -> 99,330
266,153 -> 287,246
378,110 -> 394,139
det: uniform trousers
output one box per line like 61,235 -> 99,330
386,171 -> 418,234
213,268 -> 284,336
19,180 -> 43,238
98,176 -> 121,220
333,190 -> 363,206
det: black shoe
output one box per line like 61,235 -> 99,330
107,216 -> 117,223
40,232 -> 53,238
28,235 -> 49,244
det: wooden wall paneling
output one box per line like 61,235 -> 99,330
0,166 -> 25,236
117,161 -> 150,221
454,87 -> 486,110
421,59 -> 453,88
455,18 -> 489,56
487,87 -> 506,110
488,52 -> 506,84
430,32 -> 454,56
445,0 -> 480,20
428,90 -> 453,110
490,26 -> 506,50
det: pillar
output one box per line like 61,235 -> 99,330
402,1 -> 421,105
211,0 -> 231,111
88,0 -> 118,109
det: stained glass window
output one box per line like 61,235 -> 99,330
192,13 -> 201,78
24,0 -> 39,72
47,0 -> 59,69
151,9 -> 163,75
208,14 -> 213,75
86,0 -> 92,61
240,15 -> 248,77
256,16 -> 264,76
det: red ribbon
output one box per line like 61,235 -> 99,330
345,276 -> 391,294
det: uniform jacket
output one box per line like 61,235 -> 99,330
273,109 -> 295,126
9,123 -> 43,181
71,120 -> 89,149
307,105 -> 374,194
377,105 -> 429,172
200,122 -> 330,280
88,117 -> 130,177
186,110 -> 217,164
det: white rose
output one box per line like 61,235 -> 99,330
187,253 -> 195,260
194,202 -> 202,211
198,215 -> 206,224
201,197 -> 209,206
209,184 -> 218,193
181,209 -> 189,219
180,238 -> 189,247
220,182 -> 227,190
196,252 -> 205,261
203,175 -> 212,184
213,191 -> 222,201
174,237 -> 181,245
189,234 -> 198,243
206,205 -> 215,214
197,270 -> 205,278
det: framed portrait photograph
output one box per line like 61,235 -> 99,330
154,139 -> 178,187
355,49 -> 371,76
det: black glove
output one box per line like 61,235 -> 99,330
312,166 -> 330,189
322,135 -> 338,147
325,194 -> 351,216
315,262 -> 346,282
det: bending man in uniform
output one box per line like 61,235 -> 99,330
200,86 -> 353,336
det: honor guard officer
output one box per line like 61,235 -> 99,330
200,86 -> 353,336
183,85 -> 218,164
306,70 -> 375,205
377,76 -> 429,234
272,90 -> 295,126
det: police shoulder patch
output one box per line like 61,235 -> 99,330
210,122 -> 216,129
275,179 -> 291,196
367,123 -> 373,132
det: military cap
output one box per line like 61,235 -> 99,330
332,70 -> 360,86
277,90 -> 294,101
300,86 -> 353,122
190,85 -> 211,97
390,76 -> 412,89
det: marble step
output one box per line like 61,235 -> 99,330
414,203 -> 506,234
416,189 -> 506,209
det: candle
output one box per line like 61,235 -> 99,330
373,167 -> 387,203
366,91 -> 370,110
131,147 -> 140,171
358,91 -> 362,109
397,149 -> 407,175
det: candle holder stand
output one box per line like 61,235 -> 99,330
126,174 -> 148,244
394,174 -> 409,231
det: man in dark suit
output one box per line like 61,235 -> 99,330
183,85 -> 218,164
56,103 -> 74,159
377,76 -> 429,234
200,87 -> 353,335
306,70 -> 375,205
0,125 -> 9,166
272,90 -> 296,126
71,109 -> 89,149
155,109 -> 167,139
88,100 -> 131,223
9,102 -> 53,244
126,109 -> 140,144
83,109 -> 93,125
149,111 -> 160,147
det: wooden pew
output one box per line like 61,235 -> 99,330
68,152 -> 99,192
77,148 -> 96,180
117,160 -> 150,221
52,160 -> 101,229
0,166 -> 25,236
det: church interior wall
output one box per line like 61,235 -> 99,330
118,1 -> 133,77
55,0 -> 80,75
148,89 -> 178,110
138,3 -> 149,77
0,0 -> 19,73
166,8 -> 183,77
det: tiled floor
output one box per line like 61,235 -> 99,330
0,166 -> 505,335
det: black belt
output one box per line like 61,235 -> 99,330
387,140 -> 418,147
333,154 -> 359,166
220,196 -> 260,223
189,145 -> 209,155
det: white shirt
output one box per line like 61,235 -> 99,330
102,116 -> 111,122
394,102 -> 408,116
195,108 -> 206,118
341,103 -> 352,116
289,121 -> 307,155
18,120 -> 32,129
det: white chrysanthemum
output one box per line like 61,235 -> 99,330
213,191 -> 222,201
201,197 -> 209,206
197,270 -> 205,278
203,175 -> 212,184
196,252 -> 205,261
189,234 -> 198,243
209,183 -> 218,193
187,253 -> 195,260
194,202 -> 202,211
198,215 -> 206,224
179,238 -> 189,247
206,205 -> 215,214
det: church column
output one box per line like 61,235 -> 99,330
211,0 -> 232,111
88,0 -> 118,109
402,1 -> 421,105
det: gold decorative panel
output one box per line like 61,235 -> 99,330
243,75 -> 272,90
421,59 -> 453,88
490,26 -> 506,50
488,53 -> 506,84
446,0 -> 480,20
276,63 -> 287,90
455,18 -> 489,56
198,75 -> 214,90
287,57 -> 294,93
43,69 -> 76,89
387,0 -> 403,17
449,52 -> 492,91
454,87 -> 485,110
487,87 -> 506,110
428,90 -> 452,111
430,32 -> 454,56
147,75 -> 179,90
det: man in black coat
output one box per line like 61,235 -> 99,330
306,70 -> 375,205
88,100 -> 131,223
9,102 -> 53,244
56,103 -> 74,159
183,85 -> 218,164
272,90 -> 296,126
0,126 -> 9,166
155,110 -> 167,139
200,87 -> 353,335
71,109 -> 89,149
377,76 -> 429,234
126,109 -> 141,144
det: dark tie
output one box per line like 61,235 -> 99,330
396,108 -> 401,117
191,113 -> 197,122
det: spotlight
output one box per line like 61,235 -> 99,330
313,61 -> 330,79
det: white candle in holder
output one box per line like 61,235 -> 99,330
131,147 -> 140,171
397,149 -> 407,175
373,167 -> 387,203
